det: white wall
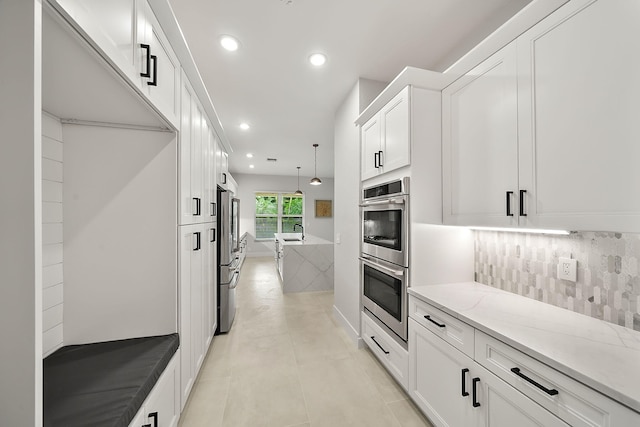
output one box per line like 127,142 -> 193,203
0,1 -> 42,425
332,79 -> 387,346
233,173 -> 334,257
42,113 -> 64,357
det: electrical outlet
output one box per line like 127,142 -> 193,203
557,257 -> 577,282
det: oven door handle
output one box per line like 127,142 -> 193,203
359,198 -> 405,207
359,256 -> 405,277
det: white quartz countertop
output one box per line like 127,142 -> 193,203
408,282 -> 640,413
274,233 -> 333,245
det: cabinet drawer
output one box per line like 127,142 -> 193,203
475,331 -> 639,427
409,296 -> 474,358
361,311 -> 409,391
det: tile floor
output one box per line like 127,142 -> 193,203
178,256 -> 433,427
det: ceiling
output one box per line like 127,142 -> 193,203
168,0 -> 532,179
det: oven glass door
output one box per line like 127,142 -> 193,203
363,264 -> 402,322
363,209 -> 402,251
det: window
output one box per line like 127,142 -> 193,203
255,192 -> 304,239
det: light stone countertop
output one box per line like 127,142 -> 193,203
274,233 -> 333,245
408,282 -> 640,413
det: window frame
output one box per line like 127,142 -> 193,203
254,192 -> 304,241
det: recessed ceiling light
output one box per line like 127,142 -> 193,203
246,153 -> 253,158
309,53 -> 327,67
249,164 -> 255,169
239,122 -> 250,130
220,35 -> 239,52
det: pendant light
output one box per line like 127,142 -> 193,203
310,143 -> 322,185
294,166 -> 303,195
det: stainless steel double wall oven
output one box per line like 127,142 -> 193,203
360,177 -> 409,341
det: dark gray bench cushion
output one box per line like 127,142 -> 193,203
44,333 -> 179,427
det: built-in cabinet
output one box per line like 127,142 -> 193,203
129,352 -> 181,427
217,143 -> 230,190
361,86 -> 411,181
408,293 -> 639,427
443,0 -> 640,232
52,0 -> 180,128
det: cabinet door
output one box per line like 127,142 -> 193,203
179,78 -> 195,225
190,99 -> 205,223
475,363 -> 568,427
217,144 -> 229,189
204,127 -> 217,220
361,114 -> 382,181
380,86 -> 410,174
138,0 -> 180,127
54,0 -> 138,85
443,43 -> 519,227
409,319 -> 476,427
203,225 -> 217,349
517,0 -> 640,232
144,353 -> 180,427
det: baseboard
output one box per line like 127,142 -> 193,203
333,305 -> 363,348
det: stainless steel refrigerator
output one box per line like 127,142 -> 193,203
216,187 -> 240,334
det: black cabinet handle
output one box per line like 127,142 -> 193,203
374,152 -> 379,168
148,412 -> 158,427
210,228 -> 216,243
378,150 -> 384,167
222,172 -> 227,184
510,367 -> 558,396
472,377 -> 481,407
147,55 -> 158,86
424,315 -> 445,328
519,190 -> 527,216
210,202 -> 216,216
194,232 -> 201,251
370,336 -> 390,354
461,368 -> 469,397
506,191 -> 514,216
140,44 -> 151,78
193,197 -> 201,216
142,424 -> 151,427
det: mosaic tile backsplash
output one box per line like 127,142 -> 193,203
474,231 -> 640,332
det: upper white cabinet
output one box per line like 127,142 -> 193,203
361,86 -> 411,181
516,0 -> 640,232
443,0 -> 640,232
217,143 -> 230,190
442,43 -> 519,228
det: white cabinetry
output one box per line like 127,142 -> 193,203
516,0 -> 640,232
129,352 -> 180,427
178,224 -> 215,410
180,75 -> 217,225
217,143 -> 230,190
442,43 -> 520,228
136,0 -> 180,127
443,0 -> 640,232
361,86 -> 410,181
361,312 -> 409,391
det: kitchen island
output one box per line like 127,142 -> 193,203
274,233 -> 334,293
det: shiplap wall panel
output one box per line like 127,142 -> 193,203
42,112 -> 64,357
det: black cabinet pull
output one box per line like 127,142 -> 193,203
140,44 -> 151,78
370,336 -> 390,354
378,150 -> 384,167
519,190 -> 527,216
147,55 -> 158,86
222,172 -> 227,184
472,377 -> 481,407
424,315 -> 445,328
210,202 -> 216,216
506,191 -> 514,216
148,412 -> 158,427
194,232 -> 201,251
461,368 -> 469,397
210,228 -> 216,243
374,152 -> 379,168
510,367 -> 558,396
193,197 -> 201,216
142,424 -> 151,427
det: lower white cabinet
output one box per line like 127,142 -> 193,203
409,318 -> 567,427
129,351 -> 180,427
361,311 -> 409,391
178,223 -> 216,410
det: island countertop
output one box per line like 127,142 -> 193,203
274,233 -> 333,245
408,282 -> 640,414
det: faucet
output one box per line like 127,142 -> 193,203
293,223 -> 304,240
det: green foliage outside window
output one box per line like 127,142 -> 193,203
255,193 -> 303,239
